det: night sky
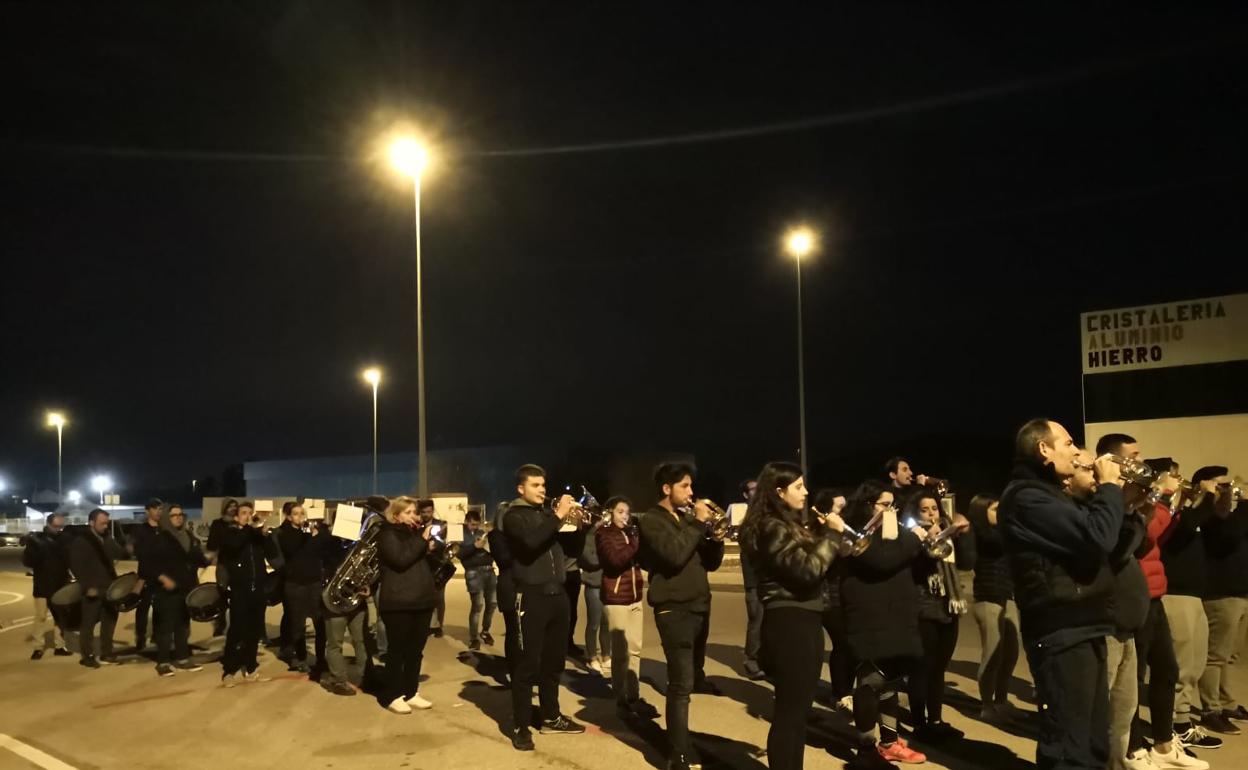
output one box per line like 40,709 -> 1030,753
3,3 -> 1246,498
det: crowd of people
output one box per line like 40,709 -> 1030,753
18,422 -> 1248,770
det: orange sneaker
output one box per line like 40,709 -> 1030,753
877,738 -> 926,764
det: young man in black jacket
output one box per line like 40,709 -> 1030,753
218,501 -> 278,687
502,464 -> 587,752
460,509 -> 497,651
276,502 -> 331,673
150,503 -> 208,677
69,509 -> 125,668
1197,467 -> 1248,736
130,498 -> 166,651
417,499 -> 449,638
1000,419 -> 1125,770
638,462 -> 724,770
23,512 -> 73,659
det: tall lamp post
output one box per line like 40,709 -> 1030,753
389,137 -> 431,496
45,412 -> 67,497
362,367 -> 382,494
784,227 -> 817,478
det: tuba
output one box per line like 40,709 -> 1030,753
321,510 -> 384,615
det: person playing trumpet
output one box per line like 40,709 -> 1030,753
460,509 -> 497,652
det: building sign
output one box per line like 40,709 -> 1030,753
1081,293 -> 1246,374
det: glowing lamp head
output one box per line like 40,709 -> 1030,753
362,367 -> 382,387
67,490 -> 82,504
91,475 -> 112,494
389,138 -> 428,178
784,227 -> 817,260
46,412 -> 66,429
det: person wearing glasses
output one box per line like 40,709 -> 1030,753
150,503 -> 208,677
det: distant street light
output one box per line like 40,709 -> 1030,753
388,135 -> 432,496
362,367 -> 383,494
45,411 -> 67,497
0,477 -> 6,494
783,226 -> 818,478
91,474 -> 112,505
67,490 -> 82,505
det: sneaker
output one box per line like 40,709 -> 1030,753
173,660 -> 203,672
30,650 -> 44,660
878,737 -> 927,764
156,664 -> 175,677
1124,748 -> 1159,769
510,728 -> 534,751
540,714 -> 586,734
692,679 -> 723,696
468,639 -> 482,651
222,674 -> 238,688
481,631 -> 495,646
1149,743 -> 1209,769
288,661 -> 309,674
99,655 -> 120,666
851,749 -> 899,770
242,670 -> 271,683
666,754 -> 703,770
387,697 -> 412,714
742,659 -> 765,680
431,627 -> 444,638
1200,712 -> 1241,735
587,659 -> 605,676
53,647 -> 72,657
80,656 -> 101,669
836,695 -> 855,714
406,693 -> 433,710
325,681 -> 356,696
1223,705 -> 1248,722
979,704 -> 1001,721
1178,725 -> 1224,749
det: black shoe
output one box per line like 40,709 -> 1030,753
80,656 -> 101,669
1224,705 -> 1248,722
540,715 -> 586,734
30,650 -> 44,660
173,660 -> 204,672
626,699 -> 659,719
53,647 -> 72,657
848,748 -> 896,770
468,639 -> 482,651
693,679 -> 723,696
156,664 -> 175,677
567,643 -> 584,659
510,728 -> 535,751
1201,712 -> 1241,735
916,721 -> 962,741
288,661 -> 309,673
666,754 -> 703,770
1179,723 -> 1226,748
481,631 -> 495,645
99,655 -> 120,666
742,659 -> 764,679
325,681 -> 356,696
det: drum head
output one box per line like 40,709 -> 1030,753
186,582 -> 223,622
50,580 -> 82,607
106,572 -> 139,602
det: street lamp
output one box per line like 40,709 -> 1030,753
67,490 -> 82,505
45,411 -> 67,497
362,367 -> 382,493
91,474 -> 112,505
784,226 -> 817,478
389,136 -> 431,496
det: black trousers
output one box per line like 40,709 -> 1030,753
1132,598 -> 1180,748
281,581 -> 320,662
745,586 -> 764,666
154,590 -> 191,663
380,608 -> 434,702
80,595 -> 118,660
135,581 -> 158,646
498,575 -> 520,676
222,590 -> 266,676
854,656 -> 912,744
564,571 -> 581,648
821,606 -> 854,699
762,607 -> 824,770
1026,635 -> 1109,770
512,590 -> 570,731
910,618 -> 960,725
656,608 -> 708,761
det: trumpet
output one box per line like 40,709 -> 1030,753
1075,454 -> 1156,485
839,505 -> 891,557
680,498 -> 730,540
551,485 -> 601,526
919,476 -> 951,498
922,521 -> 962,560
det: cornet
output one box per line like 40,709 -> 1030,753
681,499 -> 730,540
919,476 -> 951,498
551,485 -> 601,526
921,521 -> 962,560
839,506 -> 892,557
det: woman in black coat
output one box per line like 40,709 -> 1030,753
840,480 -> 929,766
377,496 -> 438,715
960,493 -> 1021,720
739,462 -> 845,770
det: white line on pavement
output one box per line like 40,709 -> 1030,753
0,590 -> 25,606
0,734 -> 80,770
0,619 -> 34,633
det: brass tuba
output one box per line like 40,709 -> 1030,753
321,510 -> 384,615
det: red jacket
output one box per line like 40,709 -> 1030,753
596,523 -> 645,605
1139,503 -> 1170,599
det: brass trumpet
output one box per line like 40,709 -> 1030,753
919,477 -> 951,498
551,485 -> 601,526
921,521 -> 962,560
839,505 -> 891,557
681,498 -> 730,540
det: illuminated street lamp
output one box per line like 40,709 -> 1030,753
45,411 -> 67,497
91,474 -> 112,505
783,227 -> 818,478
67,490 -> 82,505
362,367 -> 383,493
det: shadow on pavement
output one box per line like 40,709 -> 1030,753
942,687 -> 1038,743
705,641 -> 749,678
947,657 -> 1037,705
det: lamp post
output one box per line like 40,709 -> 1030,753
91,474 -> 112,505
784,227 -> 817,479
362,367 -> 382,493
389,137 -> 431,496
45,412 -> 67,497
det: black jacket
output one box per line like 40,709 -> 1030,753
1000,463 -> 1123,643
1201,501 -> 1248,599
276,521 -> 332,585
1160,496 -> 1215,597
638,505 -> 724,612
1108,512 -> 1150,634
151,530 -> 208,594
376,521 -> 436,612
746,512 -> 840,611
68,530 -> 120,592
488,519 -> 516,608
131,520 -> 164,583
960,523 -> 1014,606
459,526 -> 495,571
23,528 -> 72,598
841,528 -> 924,661
503,499 -> 567,595
216,524 -> 275,594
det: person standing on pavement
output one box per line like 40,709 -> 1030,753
416,499 -> 447,639
376,496 -> 438,715
205,498 -> 239,638
1197,466 -> 1248,736
217,501 -> 278,687
69,508 -> 125,668
737,478 -> 766,681
812,488 -> 854,704
150,503 -> 208,677
579,515 -> 610,675
488,501 -> 520,679
961,493 -> 1023,722
23,512 -> 73,659
130,497 -> 166,652
276,501 -> 331,673
597,495 -> 659,720
460,509 -> 497,652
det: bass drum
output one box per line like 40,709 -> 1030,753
186,582 -> 224,623
50,580 -> 83,629
106,572 -> 142,612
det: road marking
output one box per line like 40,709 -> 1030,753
0,734 -> 79,770
0,619 -> 33,634
92,690 -> 195,709
0,590 -> 25,606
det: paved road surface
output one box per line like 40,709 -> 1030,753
1,547 -> 1245,770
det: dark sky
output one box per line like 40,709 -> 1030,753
2,3 -> 1246,496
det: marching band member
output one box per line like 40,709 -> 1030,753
1196,467 -> 1248,737
488,501 -> 520,679
69,508 -> 125,668
841,480 -> 928,767
376,496 -> 438,714
738,478 -> 766,681
503,464 -> 587,751
23,512 -> 72,659
739,461 -> 844,770
460,509 -> 497,651
579,512 -> 609,675
131,498 -> 166,652
597,495 -> 658,719
884,457 -> 927,509
812,488 -> 853,704
277,501 -> 331,673
205,498 -> 239,637
1000,419 -> 1124,770
218,501 -> 278,687
638,462 -> 724,770
417,499 -> 448,638
150,503 -> 207,677
961,494 -> 1023,721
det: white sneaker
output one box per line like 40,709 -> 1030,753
1150,744 -> 1210,770
1124,748 -> 1159,769
242,670 -> 271,683
405,693 -> 433,710
587,659 -> 605,677
387,697 -> 412,714
221,674 -> 238,688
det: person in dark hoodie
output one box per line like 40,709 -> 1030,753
130,497 -> 166,651
217,501 -> 279,687
276,501 -> 332,674
739,461 -> 845,770
150,503 -> 209,677
502,464 -> 588,752
1197,466 -> 1248,736
376,496 -> 438,715
999,418 -> 1125,770
69,508 -> 126,668
205,498 -> 239,637
638,462 -> 724,770
23,512 -> 73,659
488,501 -> 520,679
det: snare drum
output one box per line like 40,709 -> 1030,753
186,582 -> 224,623
106,572 -> 141,612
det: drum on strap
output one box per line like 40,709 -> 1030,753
106,572 -> 141,612
50,580 -> 83,628
186,582 -> 224,623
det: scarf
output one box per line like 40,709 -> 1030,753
924,517 -> 968,615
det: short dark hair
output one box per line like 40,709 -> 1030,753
1095,433 -> 1137,457
416,499 -> 435,511
167,503 -> 184,513
737,479 -> 756,499
145,498 -> 164,511
1014,418 -> 1055,464
604,495 -> 631,511
239,500 -> 255,510
515,464 -> 546,486
812,488 -> 847,514
883,457 -> 908,476
1144,457 -> 1176,477
1192,465 -> 1228,485
88,508 -> 109,523
282,501 -> 297,517
654,462 -> 697,495
45,512 -> 65,524
465,510 -> 482,523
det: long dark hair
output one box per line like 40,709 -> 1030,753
903,491 -> 943,527
843,479 -> 893,529
965,494 -> 998,537
739,461 -> 806,557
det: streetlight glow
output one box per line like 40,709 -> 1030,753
362,367 -> 382,386
91,475 -> 113,503
67,490 -> 82,504
46,411 -> 66,429
784,227 -> 817,260
389,137 -> 428,178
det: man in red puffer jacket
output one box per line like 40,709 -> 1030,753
596,495 -> 659,720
